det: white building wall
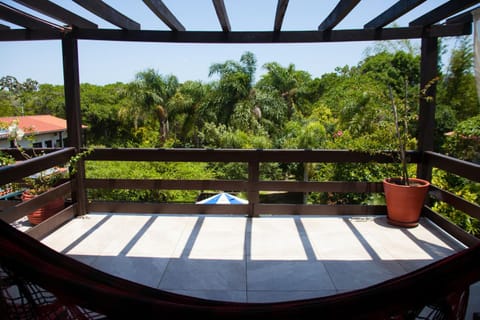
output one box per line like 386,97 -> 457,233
0,131 -> 67,149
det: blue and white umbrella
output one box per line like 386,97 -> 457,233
196,192 -> 248,204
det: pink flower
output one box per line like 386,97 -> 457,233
333,130 -> 343,138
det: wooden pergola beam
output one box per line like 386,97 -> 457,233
0,2 -> 62,30
73,0 -> 140,30
0,21 -> 471,43
143,0 -> 185,31
446,7 -> 477,24
318,0 -> 361,31
13,0 -> 97,29
364,0 -> 426,29
410,0 -> 479,26
274,0 -> 289,32
212,0 -> 230,32
62,23 -> 469,43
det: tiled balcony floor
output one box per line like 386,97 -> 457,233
39,213 -> 470,305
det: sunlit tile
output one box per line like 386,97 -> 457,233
66,214 -> 150,256
127,216 -> 198,258
189,216 -> 247,260
301,217 -> 372,260
351,217 -> 433,260
250,217 -> 307,260
42,213 -> 106,251
407,221 -> 462,253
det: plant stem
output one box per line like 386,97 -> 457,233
389,86 -> 409,186
402,78 -> 410,185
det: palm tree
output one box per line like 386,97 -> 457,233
258,62 -> 311,120
122,69 -> 178,144
208,51 -> 257,126
168,80 -> 207,146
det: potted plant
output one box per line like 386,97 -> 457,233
4,119 -> 91,225
382,79 -> 436,228
3,119 -> 65,224
20,168 -> 67,225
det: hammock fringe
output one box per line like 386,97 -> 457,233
1,218 -> 479,319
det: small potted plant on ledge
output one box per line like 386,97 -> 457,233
4,119 -> 68,225
3,119 -> 94,225
20,167 -> 67,225
382,79 -> 437,228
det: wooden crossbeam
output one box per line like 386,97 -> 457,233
0,2 -> 62,30
13,0 -> 97,29
318,0 -> 361,31
274,0 -> 289,32
410,0 -> 479,26
446,6 -> 478,24
143,0 -> 185,31
0,22 -> 472,43
73,0 -> 140,30
364,0 -> 426,29
212,0 -> 230,32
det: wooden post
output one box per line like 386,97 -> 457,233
248,160 -> 260,217
417,36 -> 438,181
62,35 -> 87,216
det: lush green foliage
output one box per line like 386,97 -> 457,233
85,160 -> 215,202
1,38 -> 478,234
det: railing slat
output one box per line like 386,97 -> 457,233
0,148 -> 75,186
429,185 -> 480,220
423,208 -> 480,247
87,148 -> 418,163
25,204 -> 76,240
425,151 -> 480,183
85,179 -> 385,193
0,181 -> 71,223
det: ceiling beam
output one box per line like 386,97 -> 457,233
318,0 -> 361,31
13,0 -> 97,29
0,22 -> 471,42
143,0 -> 185,31
364,0 -> 426,29
212,0 -> 230,32
73,0 -> 140,30
0,23 -> 10,30
410,0 -> 479,26
59,23 -> 469,44
274,0 -> 289,32
0,2 -> 63,30
0,28 -> 61,40
446,7 -> 478,24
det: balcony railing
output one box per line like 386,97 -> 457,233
0,148 -> 479,246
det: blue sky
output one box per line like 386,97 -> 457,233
0,0 -> 465,85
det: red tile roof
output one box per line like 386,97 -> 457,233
0,115 -> 67,136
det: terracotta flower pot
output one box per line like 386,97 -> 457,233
21,191 -> 65,225
383,177 -> 430,228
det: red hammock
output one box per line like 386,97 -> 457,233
1,218 -> 479,320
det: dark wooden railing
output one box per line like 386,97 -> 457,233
84,148 -> 404,217
0,148 -> 76,238
0,148 -> 479,245
422,151 -> 480,247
